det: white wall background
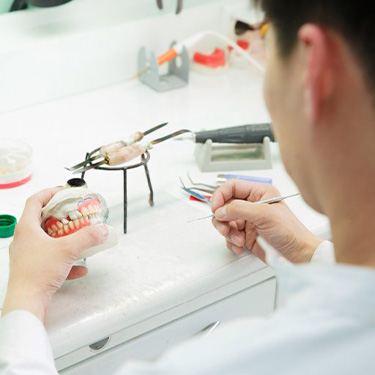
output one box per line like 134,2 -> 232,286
0,0 -> 254,112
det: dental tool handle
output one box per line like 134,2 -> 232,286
195,124 -> 274,144
106,144 -> 147,165
101,132 -> 144,154
218,174 -> 272,185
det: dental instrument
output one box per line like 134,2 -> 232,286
67,122 -> 168,172
67,124 -> 190,174
189,193 -> 301,223
179,177 -> 212,205
217,174 -> 272,185
175,124 -> 274,144
181,187 -> 212,206
186,173 -> 218,192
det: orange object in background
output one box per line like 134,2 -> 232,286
157,48 -> 178,65
260,23 -> 269,38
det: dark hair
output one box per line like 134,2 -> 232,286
257,1 -> 375,91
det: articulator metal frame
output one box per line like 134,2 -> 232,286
80,151 -> 154,234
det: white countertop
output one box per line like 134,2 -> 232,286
0,65 -> 329,358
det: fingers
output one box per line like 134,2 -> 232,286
226,240 -> 245,256
211,180 -> 253,211
58,224 -> 109,259
226,237 -> 266,260
21,187 -> 62,225
212,219 -> 246,248
252,242 -> 266,263
211,180 -> 279,211
215,199 -> 271,224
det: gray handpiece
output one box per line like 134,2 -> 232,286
194,123 -> 274,144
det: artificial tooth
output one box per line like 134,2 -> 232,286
81,207 -> 88,216
64,225 -> 69,234
69,221 -> 75,230
80,217 -> 85,225
47,228 -> 53,235
76,210 -> 83,217
74,220 -> 80,228
57,222 -> 63,229
62,218 -> 69,225
52,224 -> 58,232
69,211 -> 77,220
57,229 -> 63,236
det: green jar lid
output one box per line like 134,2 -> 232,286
0,215 -> 17,238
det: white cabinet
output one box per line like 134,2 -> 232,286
59,278 -> 276,374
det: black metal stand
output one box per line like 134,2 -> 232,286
81,151 -> 154,234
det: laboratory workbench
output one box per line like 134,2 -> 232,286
0,67 -> 329,374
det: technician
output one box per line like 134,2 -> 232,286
1,0 -> 374,373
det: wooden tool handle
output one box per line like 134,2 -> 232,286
106,144 -> 146,165
101,132 -> 144,154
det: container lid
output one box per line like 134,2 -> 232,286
0,215 -> 17,238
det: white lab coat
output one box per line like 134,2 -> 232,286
1,241 -> 374,375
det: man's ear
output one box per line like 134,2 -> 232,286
298,24 -> 335,125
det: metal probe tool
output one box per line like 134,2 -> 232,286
188,193 -> 301,223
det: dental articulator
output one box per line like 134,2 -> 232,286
41,178 -> 118,259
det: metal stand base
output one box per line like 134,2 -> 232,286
81,151 -> 154,234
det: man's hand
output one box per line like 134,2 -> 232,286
2,188 -> 109,322
211,180 -> 322,263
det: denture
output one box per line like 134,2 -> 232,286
41,179 -> 108,239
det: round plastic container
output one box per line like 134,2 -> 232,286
0,140 -> 33,189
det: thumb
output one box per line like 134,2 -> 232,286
214,199 -> 270,223
58,224 -> 109,258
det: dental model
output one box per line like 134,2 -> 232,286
41,178 -> 117,259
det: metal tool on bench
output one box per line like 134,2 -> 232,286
189,193 -> 301,223
67,123 -> 190,174
179,177 -> 213,205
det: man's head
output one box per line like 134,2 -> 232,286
259,1 -> 375,216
